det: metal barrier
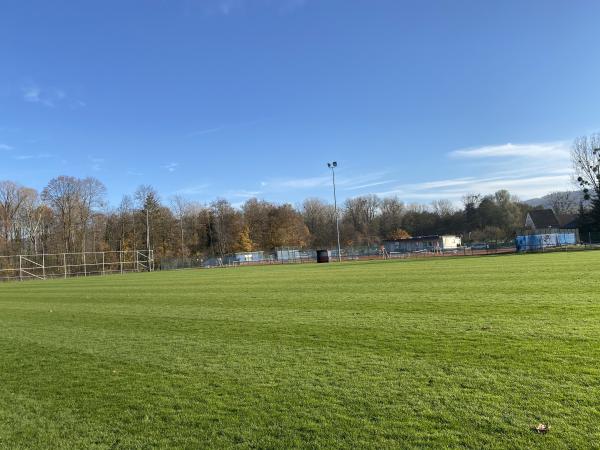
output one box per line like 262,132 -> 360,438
0,250 -> 153,282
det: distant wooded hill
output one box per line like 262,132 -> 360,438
524,191 -> 585,211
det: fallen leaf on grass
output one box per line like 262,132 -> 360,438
533,423 -> 550,434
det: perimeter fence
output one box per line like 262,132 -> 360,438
0,250 -> 154,282
6,236 -> 600,283
158,242 -> 518,270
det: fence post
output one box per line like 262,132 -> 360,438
120,251 -> 123,274
102,252 -> 105,276
83,252 -> 87,277
19,255 -> 22,281
42,253 -> 46,280
63,253 -> 67,279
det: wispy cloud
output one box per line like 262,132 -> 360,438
176,184 -> 210,195
14,153 -> 53,161
274,0 -> 308,14
187,126 -> 225,137
71,100 -> 87,109
450,141 -> 570,159
186,118 -> 269,139
227,189 -> 263,198
376,174 -> 572,202
22,83 -> 65,107
0,143 -> 13,151
216,0 -> 243,15
162,162 -> 179,173
277,176 -> 331,189
89,157 -> 104,171
208,0 -> 307,15
343,179 -> 396,191
21,81 -> 83,108
374,140 -> 573,202
261,171 -> 393,192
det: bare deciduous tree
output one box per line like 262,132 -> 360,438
431,199 -> 455,217
18,188 -> 45,253
572,133 -> 600,199
344,195 -> 381,245
170,194 -> 191,257
0,180 -> 30,250
379,196 -> 405,240
42,176 -> 81,252
79,177 -> 107,252
301,198 -> 336,248
547,191 -> 577,216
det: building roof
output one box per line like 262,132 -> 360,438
383,235 -> 456,243
527,209 -> 560,228
557,213 -> 578,228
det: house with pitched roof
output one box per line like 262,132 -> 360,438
525,209 -> 560,230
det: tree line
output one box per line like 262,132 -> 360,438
1,132 -> 598,259
0,178 -> 539,259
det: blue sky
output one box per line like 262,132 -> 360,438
2,0 -> 600,207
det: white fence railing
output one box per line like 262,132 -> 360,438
0,250 -> 154,282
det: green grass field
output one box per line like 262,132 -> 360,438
1,252 -> 599,449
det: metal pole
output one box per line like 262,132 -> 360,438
42,253 -> 46,280
330,165 -> 342,262
19,255 -> 22,281
63,253 -> 67,279
83,252 -> 87,277
102,252 -> 105,276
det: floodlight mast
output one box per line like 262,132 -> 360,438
327,161 -> 342,262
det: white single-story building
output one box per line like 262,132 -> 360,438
383,235 -> 461,253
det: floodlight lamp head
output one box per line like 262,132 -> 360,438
327,162 -> 332,168
332,161 -> 337,167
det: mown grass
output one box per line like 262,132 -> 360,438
1,252 -> 599,448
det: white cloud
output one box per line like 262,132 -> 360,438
450,141 -> 570,159
14,153 -> 53,161
89,157 -> 104,171
22,85 -> 42,103
209,0 -> 307,15
162,162 -> 179,173
21,82 -> 80,108
176,184 -> 210,195
70,100 -> 87,109
376,174 -> 572,202
187,118 -> 269,138
0,144 -> 13,151
344,179 -> 397,191
265,171 -> 392,192
187,126 -> 224,137
374,141 -> 573,202
277,176 -> 331,189
277,0 -> 308,13
227,189 -> 262,198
